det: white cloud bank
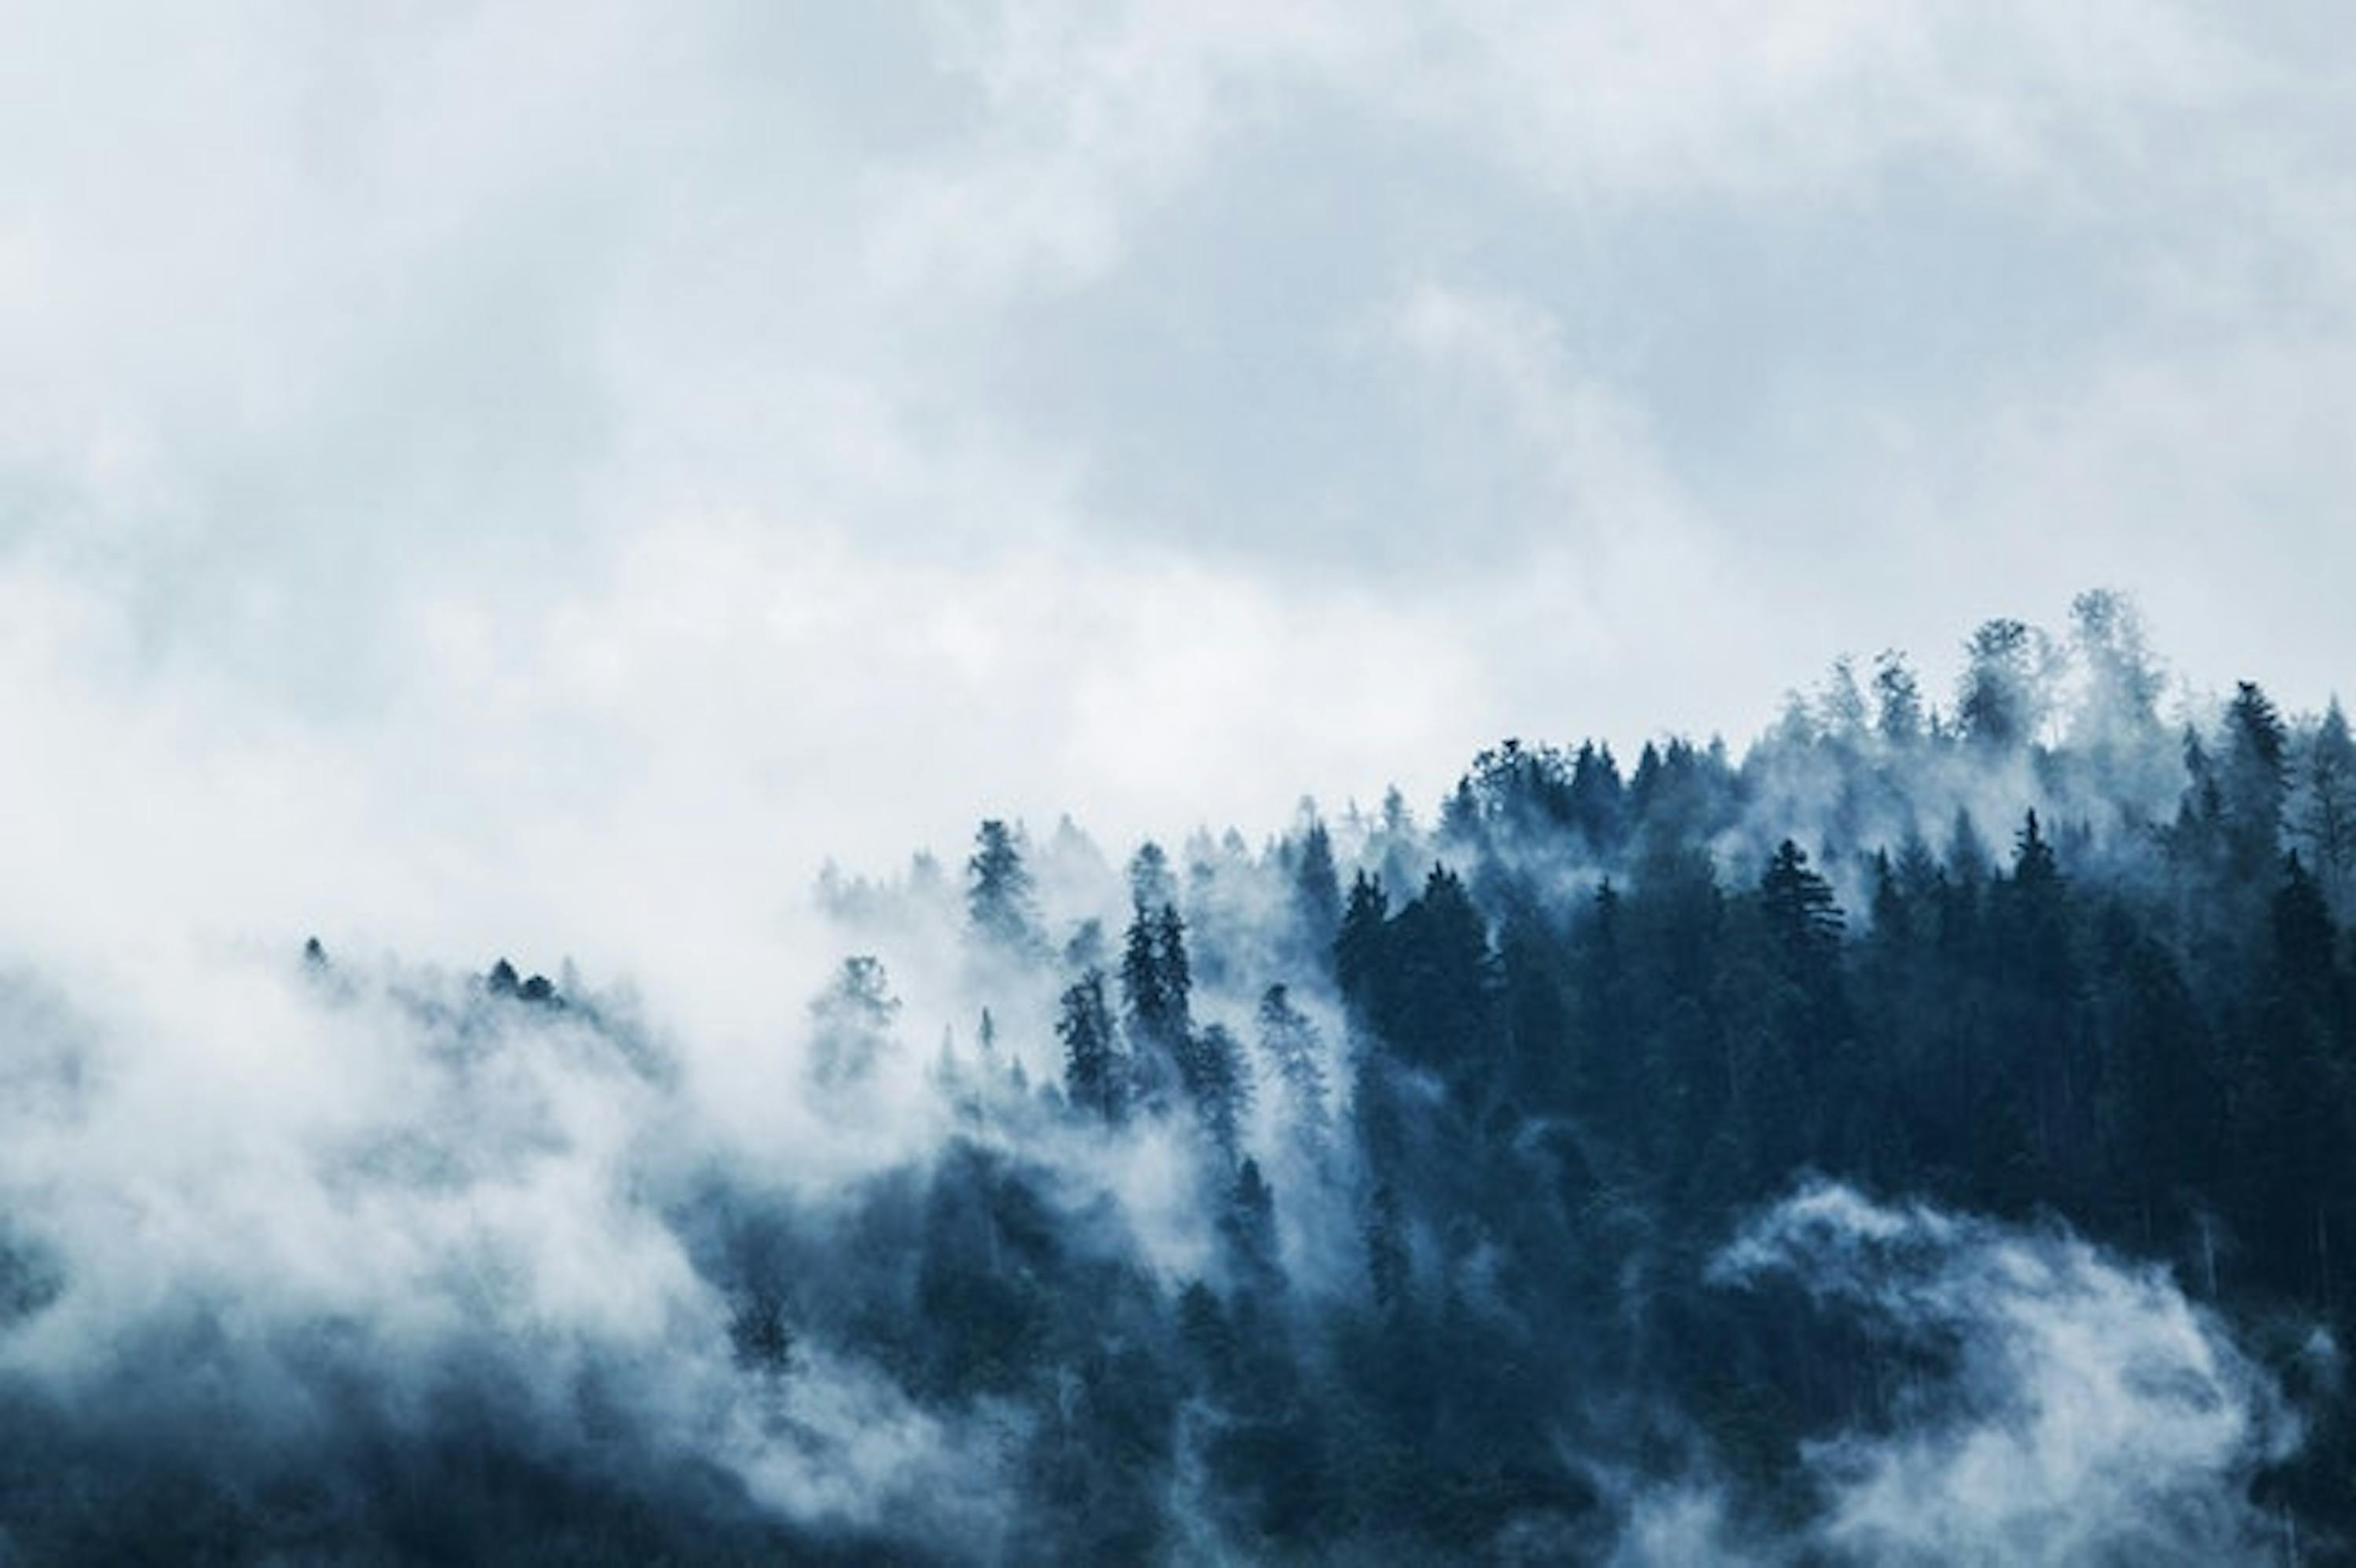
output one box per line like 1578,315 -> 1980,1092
0,0 -> 2347,1008
1692,1182 -> 2310,1565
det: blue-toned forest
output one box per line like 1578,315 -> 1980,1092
2,592 -> 2349,1563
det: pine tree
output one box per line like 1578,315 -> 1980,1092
1568,740 -> 1626,852
1120,904 -> 1169,1035
1292,813 -> 1343,957
2220,681 -> 2289,879
1743,841 -> 1849,1177
1255,985 -> 1332,1155
1179,1022 -> 1249,1165
1128,841 -> 1176,915
1758,839 -> 1844,974
1058,970 -> 1123,1122
968,820 -> 1043,956
1334,872 -> 1389,1013
1157,904 -> 1194,1027
2298,699 -> 2356,910
1383,864 -> 1496,1081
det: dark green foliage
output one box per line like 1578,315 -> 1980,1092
1118,894 -> 1196,1115
2222,682 -> 2292,879
1291,814 -> 1343,958
2300,700 -> 2356,911
1056,969 -> 1121,1122
1447,736 -> 1626,860
1333,869 -> 1388,1007
33,601 -> 2356,1563
1179,1022 -> 1250,1164
1357,864 -> 1498,1086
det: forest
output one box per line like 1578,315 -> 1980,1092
0,589 -> 2350,1563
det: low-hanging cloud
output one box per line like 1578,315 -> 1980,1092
1693,1181 -> 2310,1565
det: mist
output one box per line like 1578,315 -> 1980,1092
0,591 -> 2349,1559
8,1 -> 2355,1559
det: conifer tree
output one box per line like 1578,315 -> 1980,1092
968,820 -> 1044,956
2221,682 -> 2290,879
1334,871 -> 1389,1013
2299,699 -> 2356,910
1058,969 -> 1122,1123
1255,985 -> 1331,1153
1291,814 -> 1343,957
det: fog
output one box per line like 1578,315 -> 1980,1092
2,590 -> 2347,1555
4,1 -> 2351,1559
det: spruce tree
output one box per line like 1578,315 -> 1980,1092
1058,970 -> 1123,1123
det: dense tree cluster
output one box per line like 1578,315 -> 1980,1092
5,597 -> 2351,1561
787,601 -> 2355,1557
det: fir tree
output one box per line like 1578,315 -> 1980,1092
1059,970 -> 1123,1122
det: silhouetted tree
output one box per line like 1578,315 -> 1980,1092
2221,682 -> 2290,879
1059,969 -> 1123,1123
2299,700 -> 2356,910
1335,872 -> 1389,1013
1292,813 -> 1343,958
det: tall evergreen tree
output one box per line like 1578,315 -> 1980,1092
1059,969 -> 1123,1123
1256,985 -> 1331,1153
2221,682 -> 2290,879
1179,1022 -> 1250,1166
1121,904 -> 1170,1035
1157,904 -> 1193,1026
1334,872 -> 1389,1013
1292,813 -> 1344,957
1382,864 -> 1497,1081
1758,839 -> 1844,977
2299,699 -> 2356,911
968,820 -> 1044,956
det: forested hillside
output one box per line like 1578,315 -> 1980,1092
2,590 -> 2349,1563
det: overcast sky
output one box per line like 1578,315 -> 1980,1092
2,0 -> 2351,1011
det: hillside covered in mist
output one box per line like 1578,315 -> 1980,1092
2,590 -> 2352,1563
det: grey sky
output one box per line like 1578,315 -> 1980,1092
2,0 -> 2350,1007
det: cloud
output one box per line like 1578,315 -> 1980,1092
1706,1182 -> 2307,1565
0,940 -> 1018,1555
2,0 -> 2351,928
